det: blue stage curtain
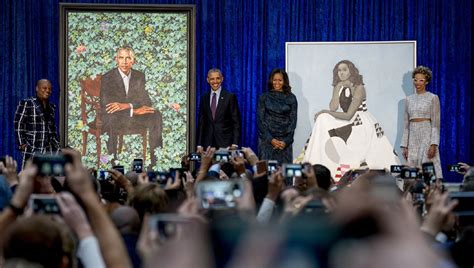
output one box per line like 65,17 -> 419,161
1,0 -> 472,182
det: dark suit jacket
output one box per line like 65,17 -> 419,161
14,97 -> 60,160
198,89 -> 241,148
100,68 -> 152,130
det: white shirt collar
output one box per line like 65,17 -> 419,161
118,68 -> 131,79
211,87 -> 222,96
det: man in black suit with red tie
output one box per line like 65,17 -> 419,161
197,68 -> 241,150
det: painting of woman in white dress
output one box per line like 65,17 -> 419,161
303,60 -> 400,176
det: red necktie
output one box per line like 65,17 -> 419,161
211,92 -> 217,120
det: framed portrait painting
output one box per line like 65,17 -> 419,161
59,4 -> 195,171
286,41 -> 416,176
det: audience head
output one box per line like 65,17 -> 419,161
110,206 -> 141,235
128,183 -> 169,221
312,164 -> 333,191
2,215 -> 67,268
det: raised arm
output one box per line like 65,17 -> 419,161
327,85 -> 366,120
329,84 -> 342,111
63,149 -> 132,268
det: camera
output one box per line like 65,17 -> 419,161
196,180 -> 244,209
113,165 -> 125,175
400,167 -> 419,179
390,165 -> 404,173
148,214 -> 192,242
267,160 -> 279,174
132,159 -> 143,173
422,162 -> 436,185
33,154 -> 72,176
214,150 -> 231,163
282,164 -> 303,178
170,168 -> 186,181
231,150 -> 245,158
449,192 -> 474,216
29,194 -> 60,214
98,170 -> 109,180
448,164 -> 461,172
189,152 -> 201,162
155,171 -> 173,185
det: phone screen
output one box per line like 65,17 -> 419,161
268,160 -> 278,174
214,151 -> 230,163
189,153 -> 201,162
197,180 -> 243,209
33,154 -> 69,176
283,164 -> 303,178
448,164 -> 461,172
113,165 -> 125,175
29,194 -> 60,214
99,170 -> 109,180
148,214 -> 192,242
450,192 -> 474,216
132,159 -> 143,173
390,165 -> 403,173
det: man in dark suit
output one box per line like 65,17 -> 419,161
14,79 -> 60,168
100,46 -> 162,166
197,68 -> 241,150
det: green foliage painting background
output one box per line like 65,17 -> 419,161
66,12 -> 189,171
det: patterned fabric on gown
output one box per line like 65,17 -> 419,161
302,87 -> 400,179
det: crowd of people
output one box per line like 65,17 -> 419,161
5,53 -> 472,267
0,147 -> 473,267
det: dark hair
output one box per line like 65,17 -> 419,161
312,164 -> 332,190
2,216 -> 65,268
128,184 -> 169,221
332,60 -> 364,86
267,68 -> 292,94
412,66 -> 432,84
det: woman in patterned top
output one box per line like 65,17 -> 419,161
401,66 -> 442,178
257,68 -> 298,164
303,60 -> 399,177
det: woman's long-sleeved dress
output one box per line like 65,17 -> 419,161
401,91 -> 442,178
257,90 -> 297,164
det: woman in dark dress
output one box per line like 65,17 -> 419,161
257,68 -> 298,164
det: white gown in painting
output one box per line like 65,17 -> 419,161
303,86 -> 400,177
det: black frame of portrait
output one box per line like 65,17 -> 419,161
59,3 -> 196,169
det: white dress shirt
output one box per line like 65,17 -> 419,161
118,69 -> 133,117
